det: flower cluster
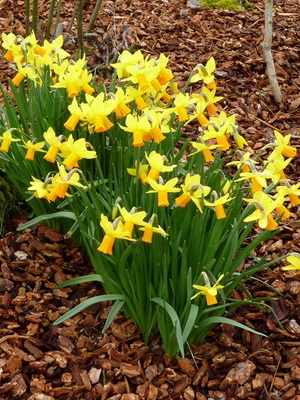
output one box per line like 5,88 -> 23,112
1,33 -> 299,350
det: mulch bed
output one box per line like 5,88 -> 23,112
1,0 -> 300,398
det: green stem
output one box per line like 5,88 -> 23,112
45,0 -> 57,39
86,0 -> 104,33
25,0 -> 31,35
77,0 -> 84,58
32,0 -> 38,34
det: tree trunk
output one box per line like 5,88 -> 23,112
263,0 -> 282,103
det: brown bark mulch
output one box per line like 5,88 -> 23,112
1,0 -> 300,398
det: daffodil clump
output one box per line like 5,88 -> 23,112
1,33 -> 299,357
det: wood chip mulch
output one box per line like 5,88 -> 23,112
1,0 -> 300,398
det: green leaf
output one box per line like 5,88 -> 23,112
182,304 -> 198,343
198,316 -> 267,337
56,274 -> 103,289
152,297 -> 185,357
102,300 -> 125,333
17,212 -> 77,231
54,294 -> 125,325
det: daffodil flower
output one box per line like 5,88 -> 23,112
236,169 -> 273,192
112,87 -> 132,119
268,130 -> 297,159
127,162 -> 149,184
276,183 -> 300,207
226,152 -> 257,173
28,177 -> 51,199
202,112 -> 236,150
264,155 -> 291,183
81,93 -> 115,133
190,57 -> 216,88
125,86 -> 148,110
244,191 -> 278,230
204,192 -> 233,219
98,214 -> 135,255
0,130 -> 20,152
43,127 -> 64,163
191,272 -> 224,305
46,165 -> 87,202
111,50 -> 145,79
139,214 -> 168,243
147,177 -> 180,207
282,254 -> 300,271
22,139 -> 45,160
189,140 -> 220,162
172,93 -> 197,122
175,173 -> 211,212
52,57 -> 94,97
201,87 -> 223,116
125,58 -> 156,91
64,98 -> 84,131
60,136 -> 97,169
118,206 -> 147,238
145,151 -> 177,182
154,53 -> 174,86
120,114 -> 152,147
188,96 -> 209,127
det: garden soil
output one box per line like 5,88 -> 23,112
0,0 -> 300,398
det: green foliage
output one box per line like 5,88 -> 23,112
0,168 -> 14,231
0,34 -> 298,358
200,0 -> 251,11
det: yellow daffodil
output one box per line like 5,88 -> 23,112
81,93 -> 115,133
125,58 -> 156,91
244,191 -> 278,230
127,162 -> 149,184
120,114 -> 152,147
264,155 -> 291,183
172,93 -> 197,122
189,140 -> 220,162
139,214 -> 168,243
191,272 -> 224,305
282,254 -> 300,271
111,50 -> 145,79
188,96 -> 209,127
112,87 -> 132,119
147,177 -> 180,207
118,206 -> 147,238
22,139 -> 45,160
43,127 -> 64,163
28,177 -> 51,199
268,130 -> 297,159
202,112 -> 236,151
52,57 -> 94,97
276,183 -> 300,207
201,87 -> 223,116
125,86 -> 148,110
64,98 -> 84,131
175,173 -> 211,212
60,136 -> 97,169
145,150 -> 177,182
204,192 -> 233,219
0,130 -> 20,152
190,57 -> 216,88
236,169 -> 273,192
144,109 -> 171,144
98,214 -> 135,255
154,53 -> 174,86
46,165 -> 87,202
226,152 -> 257,173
